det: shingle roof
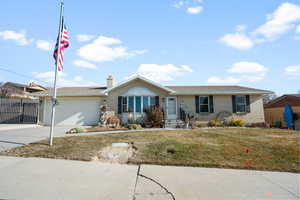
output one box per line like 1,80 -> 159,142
166,85 -> 272,95
288,94 -> 300,97
3,82 -> 28,88
264,94 -> 300,108
35,85 -> 271,97
33,87 -> 107,97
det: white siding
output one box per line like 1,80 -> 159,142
42,97 -> 101,126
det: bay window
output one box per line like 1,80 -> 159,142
120,96 -> 157,113
143,96 -> 149,111
135,96 -> 142,112
128,96 -> 134,112
150,96 -> 156,108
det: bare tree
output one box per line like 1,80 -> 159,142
263,93 -> 277,104
0,88 -> 9,98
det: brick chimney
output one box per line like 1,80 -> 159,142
106,75 -> 115,88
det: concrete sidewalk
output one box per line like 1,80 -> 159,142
0,156 -> 299,200
0,156 -> 138,200
137,165 -> 300,200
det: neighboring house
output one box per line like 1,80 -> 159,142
35,75 -> 271,126
0,82 -> 47,99
264,94 -> 300,130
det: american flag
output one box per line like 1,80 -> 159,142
53,19 -> 69,71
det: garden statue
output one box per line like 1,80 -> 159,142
99,105 -> 108,126
106,116 -> 120,128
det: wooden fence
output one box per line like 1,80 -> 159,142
0,98 -> 39,124
264,106 -> 300,130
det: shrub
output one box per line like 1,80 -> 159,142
229,119 -> 245,127
245,122 -> 268,128
128,124 -> 142,130
144,106 -> 164,128
134,118 -> 145,126
166,147 -> 176,154
207,120 -> 224,127
66,127 -> 85,134
193,121 -> 207,128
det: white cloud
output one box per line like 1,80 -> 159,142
32,71 -> 98,87
76,34 -> 95,42
174,0 -> 204,15
181,65 -> 194,72
220,32 -> 254,50
77,36 -> 145,62
0,30 -> 32,45
235,25 -> 247,32
220,3 -> 300,49
133,49 -> 148,55
187,6 -> 203,14
253,3 -> 300,40
73,60 -> 97,70
136,64 -> 193,82
296,25 -> 300,33
33,71 -> 63,79
36,40 -> 52,51
229,61 -> 267,82
173,1 -> 185,8
228,62 -> 267,74
285,65 -> 300,79
207,76 -> 241,84
207,62 -> 268,84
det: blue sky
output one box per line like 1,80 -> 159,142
0,0 -> 300,95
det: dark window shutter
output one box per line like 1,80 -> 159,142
209,95 -> 214,113
195,96 -> 199,113
118,96 -> 122,114
232,95 -> 236,113
155,96 -> 159,106
246,95 -> 250,113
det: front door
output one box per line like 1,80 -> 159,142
167,97 -> 177,120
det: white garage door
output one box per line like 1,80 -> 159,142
43,98 -> 100,126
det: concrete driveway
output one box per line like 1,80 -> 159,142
0,124 -> 40,131
0,156 -> 299,200
0,125 -> 73,151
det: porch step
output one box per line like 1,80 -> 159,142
165,120 -> 186,128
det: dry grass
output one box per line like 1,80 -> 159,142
1,128 -> 299,173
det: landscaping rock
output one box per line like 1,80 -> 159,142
66,128 -> 85,134
95,143 -> 136,164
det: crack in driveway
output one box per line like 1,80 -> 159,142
133,165 -> 175,200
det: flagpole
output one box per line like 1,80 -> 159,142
49,1 -> 64,146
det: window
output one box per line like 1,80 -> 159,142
122,97 -> 128,112
150,96 -> 156,108
143,96 -> 149,111
128,96 -> 134,112
236,96 -> 246,113
121,96 -> 156,113
135,96 -> 142,112
199,96 -> 209,113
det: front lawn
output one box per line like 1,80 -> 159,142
1,128 -> 299,173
